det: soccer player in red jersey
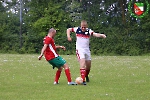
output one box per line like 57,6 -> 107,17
38,28 -> 76,85
67,20 -> 106,85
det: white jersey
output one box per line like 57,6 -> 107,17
72,27 -> 94,49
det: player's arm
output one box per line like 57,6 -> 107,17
38,44 -> 48,60
93,32 -> 106,38
66,28 -> 73,41
55,45 -> 66,50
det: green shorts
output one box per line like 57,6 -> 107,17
48,56 -> 66,69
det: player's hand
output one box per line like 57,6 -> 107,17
38,55 -> 43,60
67,37 -> 72,41
101,34 -> 106,38
60,46 -> 66,50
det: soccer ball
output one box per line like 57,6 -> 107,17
75,77 -> 83,84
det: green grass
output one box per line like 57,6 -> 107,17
0,54 -> 150,100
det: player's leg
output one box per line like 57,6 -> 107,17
54,67 -> 62,84
79,58 -> 86,84
76,49 -> 86,84
52,56 -> 76,85
62,63 -> 77,85
47,59 -> 62,84
62,63 -> 72,83
85,50 -> 91,82
85,60 -> 91,82
49,56 -> 65,84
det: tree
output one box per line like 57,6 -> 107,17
22,1 -> 72,53
0,0 -> 149,55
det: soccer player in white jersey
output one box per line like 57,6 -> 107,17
66,20 -> 106,85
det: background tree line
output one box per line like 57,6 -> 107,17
0,0 -> 150,55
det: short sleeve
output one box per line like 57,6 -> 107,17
72,27 -> 78,33
44,37 -> 51,44
89,29 -> 94,36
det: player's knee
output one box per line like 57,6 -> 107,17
63,63 -> 69,69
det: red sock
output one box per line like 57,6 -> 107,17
65,69 -> 72,82
80,68 -> 86,82
54,70 -> 62,83
85,70 -> 90,77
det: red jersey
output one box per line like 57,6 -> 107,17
43,36 -> 59,61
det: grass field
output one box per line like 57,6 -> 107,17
0,54 -> 150,100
